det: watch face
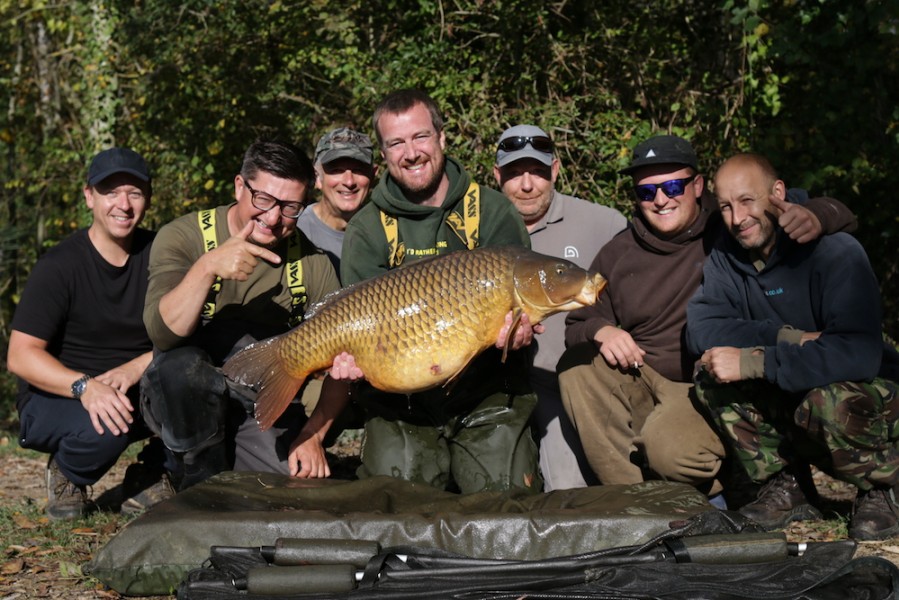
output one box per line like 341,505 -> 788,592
72,377 -> 89,399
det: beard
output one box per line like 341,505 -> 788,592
733,213 -> 777,253
396,153 -> 446,202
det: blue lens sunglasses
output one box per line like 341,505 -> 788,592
634,175 -> 696,202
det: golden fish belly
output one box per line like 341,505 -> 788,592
277,253 -> 514,392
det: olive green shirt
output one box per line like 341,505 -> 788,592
144,204 -> 339,351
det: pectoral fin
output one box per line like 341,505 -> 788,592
500,308 -> 524,363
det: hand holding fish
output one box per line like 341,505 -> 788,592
224,247 -> 607,430
495,312 -> 543,351
329,352 -> 364,381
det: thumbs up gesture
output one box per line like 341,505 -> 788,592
769,193 -> 822,244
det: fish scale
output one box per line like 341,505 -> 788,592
224,246 -> 606,430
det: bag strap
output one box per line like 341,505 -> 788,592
445,182 -> 480,250
197,209 -> 306,325
198,209 -> 222,320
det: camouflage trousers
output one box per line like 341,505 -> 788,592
694,372 -> 899,491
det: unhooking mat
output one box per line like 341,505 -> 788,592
86,472 -> 711,596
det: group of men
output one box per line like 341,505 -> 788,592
8,88 -> 899,541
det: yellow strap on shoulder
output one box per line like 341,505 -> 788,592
380,210 -> 405,268
286,234 -> 306,327
462,182 -> 480,249
198,209 -> 222,319
380,182 -> 479,268
445,182 -> 480,250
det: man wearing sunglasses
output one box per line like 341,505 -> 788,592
140,139 -> 350,490
559,135 -> 856,506
493,124 -> 627,491
687,153 -> 899,539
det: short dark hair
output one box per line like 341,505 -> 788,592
240,140 -> 315,193
372,89 -> 444,147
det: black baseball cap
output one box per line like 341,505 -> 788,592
87,147 -> 151,186
619,135 -> 698,175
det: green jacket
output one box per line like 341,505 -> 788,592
341,157 -> 529,285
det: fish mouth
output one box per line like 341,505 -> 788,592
573,272 -> 607,305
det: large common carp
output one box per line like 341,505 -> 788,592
223,246 -> 607,430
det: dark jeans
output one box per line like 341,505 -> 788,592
140,345 -> 305,488
18,390 -> 156,486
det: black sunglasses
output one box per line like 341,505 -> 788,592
633,175 -> 696,202
497,135 -> 554,154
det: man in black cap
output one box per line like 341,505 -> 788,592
7,147 -> 173,519
558,135 -> 856,507
298,127 -> 376,278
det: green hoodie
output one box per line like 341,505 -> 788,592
339,155 -> 533,423
341,157 -> 529,285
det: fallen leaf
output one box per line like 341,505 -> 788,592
12,514 -> 37,529
881,545 -> 899,554
1,557 -> 24,574
58,560 -> 82,578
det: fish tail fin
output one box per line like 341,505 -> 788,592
222,337 -> 305,431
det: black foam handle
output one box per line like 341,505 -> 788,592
666,532 -> 789,565
245,564 -> 357,595
272,538 -> 380,568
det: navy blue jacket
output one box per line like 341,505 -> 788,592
687,230 -> 899,392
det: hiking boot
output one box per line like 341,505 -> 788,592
120,462 -> 176,515
738,469 -> 822,530
46,457 -> 92,520
849,486 -> 899,541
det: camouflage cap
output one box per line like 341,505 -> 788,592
314,127 -> 374,166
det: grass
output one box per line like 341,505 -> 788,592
0,429 -> 154,598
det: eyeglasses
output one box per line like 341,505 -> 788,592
633,175 -> 696,202
243,178 -> 304,219
497,135 -> 554,154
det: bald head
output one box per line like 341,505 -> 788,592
714,153 -> 779,192
713,153 -> 786,259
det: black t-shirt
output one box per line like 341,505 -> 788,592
11,228 -> 155,409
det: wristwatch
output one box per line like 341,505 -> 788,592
71,374 -> 91,400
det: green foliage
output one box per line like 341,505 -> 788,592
739,0 -> 899,337
1,0 -> 897,419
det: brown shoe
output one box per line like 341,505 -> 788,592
46,457 -> 92,520
738,469 -> 821,530
120,463 -> 176,515
849,486 -> 899,541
